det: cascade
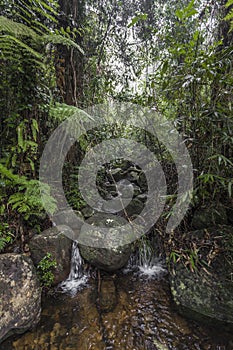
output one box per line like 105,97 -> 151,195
138,239 -> 166,278
60,241 -> 88,295
124,238 -> 166,278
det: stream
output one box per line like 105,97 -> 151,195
2,243 -> 233,350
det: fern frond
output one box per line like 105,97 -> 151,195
42,34 -> 85,54
225,8 -> 233,21
0,15 -> 37,38
226,0 -> 233,8
0,35 -> 45,68
0,164 -> 57,217
0,16 -> 84,55
0,164 -> 26,184
49,103 -> 80,121
15,0 -> 59,32
225,1 -> 233,31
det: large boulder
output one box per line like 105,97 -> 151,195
170,226 -> 233,328
0,254 -> 41,343
79,213 -> 134,271
29,225 -> 72,285
191,203 -> 228,229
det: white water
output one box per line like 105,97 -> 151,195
138,240 -> 166,278
61,238 -> 165,297
124,239 -> 166,279
59,241 -> 88,296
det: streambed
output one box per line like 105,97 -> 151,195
2,270 -> 233,350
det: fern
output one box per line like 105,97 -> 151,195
49,103 -> 81,122
226,0 -> 233,7
225,0 -> 233,30
42,33 -> 84,54
0,223 -> 14,252
14,0 -> 59,33
0,16 -> 85,63
0,164 -> 57,219
0,15 -> 37,38
0,35 -> 45,66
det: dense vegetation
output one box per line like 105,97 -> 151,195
0,0 -> 233,266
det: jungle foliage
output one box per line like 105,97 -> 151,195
0,0 -> 232,254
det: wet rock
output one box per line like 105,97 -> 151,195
0,254 -> 41,343
170,226 -> 233,328
29,225 -> 72,285
79,213 -> 133,271
191,203 -> 228,229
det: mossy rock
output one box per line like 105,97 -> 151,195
29,225 -> 72,285
170,226 -> 233,328
79,213 -> 134,271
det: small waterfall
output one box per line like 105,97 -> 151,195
124,238 -> 166,279
138,240 -> 166,278
60,241 -> 88,295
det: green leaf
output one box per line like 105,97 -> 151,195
175,0 -> 197,21
0,35 -> 44,68
128,13 -> 148,28
17,124 -> 24,149
175,10 -> 183,20
31,119 -> 39,141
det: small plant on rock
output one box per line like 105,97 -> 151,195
37,253 -> 57,288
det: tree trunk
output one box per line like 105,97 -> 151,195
57,0 -> 86,106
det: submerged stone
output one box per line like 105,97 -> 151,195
98,278 -> 117,312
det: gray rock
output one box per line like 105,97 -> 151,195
125,197 -> 144,217
170,226 -> 233,328
191,203 -> 228,229
52,209 -> 83,231
29,225 -> 72,285
81,206 -> 97,218
0,254 -> 41,343
79,213 -> 133,271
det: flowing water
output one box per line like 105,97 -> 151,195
59,241 -> 89,296
2,245 -> 233,350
